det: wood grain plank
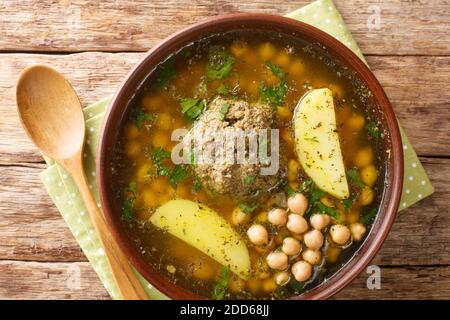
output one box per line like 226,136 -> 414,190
0,53 -> 449,164
0,260 -> 448,299
335,265 -> 450,300
0,157 -> 448,265
0,0 -> 448,55
0,261 -> 109,300
0,163 -> 86,262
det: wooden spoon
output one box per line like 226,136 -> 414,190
16,65 -> 148,300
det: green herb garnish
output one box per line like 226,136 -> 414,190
169,165 -> 189,189
212,266 -> 230,300
342,196 -> 355,212
365,121 -> 381,139
239,202 -> 259,214
219,103 -> 230,121
299,179 -> 313,192
205,46 -> 234,80
135,108 -> 154,130
315,202 -> 340,220
153,56 -> 176,89
309,184 -> 325,205
150,147 -> 171,177
121,181 -> 137,221
360,208 -> 377,225
347,168 -> 364,188
266,61 -> 285,79
193,176 -> 202,193
259,81 -> 288,106
216,84 -> 229,95
180,98 -> 205,122
304,136 -> 319,143
243,175 -> 256,185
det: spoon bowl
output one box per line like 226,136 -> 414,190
16,65 -> 85,160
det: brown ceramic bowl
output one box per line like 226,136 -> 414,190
97,13 -> 403,300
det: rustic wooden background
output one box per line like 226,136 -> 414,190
0,0 -> 449,299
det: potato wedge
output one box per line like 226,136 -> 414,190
150,199 -> 251,279
293,88 -> 349,199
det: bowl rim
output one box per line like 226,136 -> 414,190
97,13 -> 403,300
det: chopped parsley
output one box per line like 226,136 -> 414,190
342,196 -> 355,212
180,98 -> 205,122
169,165 -> 189,189
150,147 -> 171,177
299,179 -> 313,192
304,136 -> 319,143
360,208 -> 377,225
239,202 -> 259,214
308,184 -> 325,206
259,81 -> 288,106
193,175 -> 202,193
365,121 -> 381,139
121,181 -> 137,221
266,61 -> 285,79
135,108 -> 154,130
212,266 -> 230,300
315,202 -> 340,220
219,103 -> 230,120
153,56 -> 176,89
205,46 -> 234,80
243,175 -> 256,185
216,84 -> 229,95
347,168 -> 364,188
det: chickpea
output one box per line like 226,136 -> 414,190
330,224 -> 351,245
156,112 -> 172,131
289,58 -> 305,76
347,114 -> 365,131
125,140 -> 141,157
152,130 -> 170,148
259,42 -> 276,60
282,237 -> 302,256
350,222 -> 367,242
274,271 -> 290,286
192,261 -> 214,281
354,147 -> 373,168
360,165 -> 379,187
230,40 -> 248,58
287,193 -> 308,215
263,278 -> 278,293
247,224 -> 269,246
302,249 -> 322,265
326,246 -> 341,263
231,207 -> 250,225
228,276 -> 246,294
287,159 -> 300,182
125,124 -> 140,139
268,208 -> 288,226
266,251 -> 289,270
359,186 -> 375,206
274,51 -> 291,68
303,229 -> 324,250
286,214 -> 309,234
310,213 -> 330,230
142,188 -> 157,207
277,106 -> 293,121
291,261 -> 313,282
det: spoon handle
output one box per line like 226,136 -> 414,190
62,154 -> 148,300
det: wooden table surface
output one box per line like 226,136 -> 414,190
0,0 -> 449,300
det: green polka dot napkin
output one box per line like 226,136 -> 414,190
39,0 -> 434,299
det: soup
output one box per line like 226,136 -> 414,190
111,29 -> 385,299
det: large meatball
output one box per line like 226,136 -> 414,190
184,97 -> 282,197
